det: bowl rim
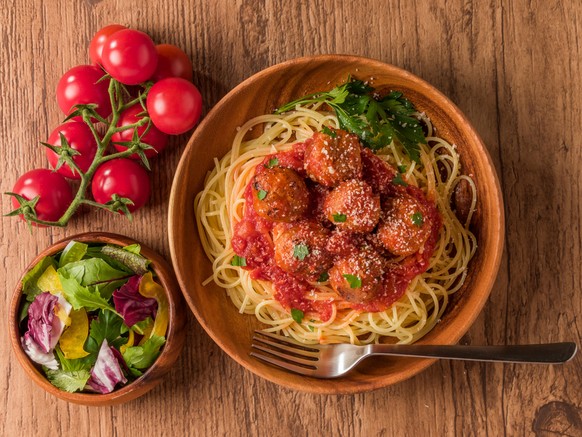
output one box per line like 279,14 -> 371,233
168,54 -> 505,393
9,231 -> 186,406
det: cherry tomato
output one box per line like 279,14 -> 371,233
111,105 -> 168,159
11,169 -> 73,223
146,78 -> 202,135
101,29 -> 158,85
45,121 -> 99,179
91,159 -> 150,212
89,24 -> 127,65
152,44 -> 193,82
56,65 -> 112,118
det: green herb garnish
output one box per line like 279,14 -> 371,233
230,255 -> 247,267
392,173 -> 408,186
293,243 -> 310,260
257,189 -> 268,200
321,126 -> 337,138
265,157 -> 279,168
397,164 -> 407,173
276,77 -> 426,163
343,274 -> 362,289
317,271 -> 329,282
412,212 -> 424,226
332,213 -> 347,223
291,308 -> 304,323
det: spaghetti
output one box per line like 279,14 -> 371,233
195,102 -> 477,345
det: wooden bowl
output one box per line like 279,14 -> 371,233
168,55 -> 504,394
9,232 -> 187,406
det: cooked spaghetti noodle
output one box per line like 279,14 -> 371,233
195,103 -> 477,345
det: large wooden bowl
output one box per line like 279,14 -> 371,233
9,232 -> 187,405
168,55 -> 504,394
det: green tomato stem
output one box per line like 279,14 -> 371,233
22,78 -> 150,228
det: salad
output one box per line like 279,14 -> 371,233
18,240 -> 168,394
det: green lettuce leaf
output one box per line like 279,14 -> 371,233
57,272 -> 116,312
122,335 -> 166,370
21,256 -> 56,302
85,310 -> 125,354
44,368 -> 91,393
58,241 -> 88,268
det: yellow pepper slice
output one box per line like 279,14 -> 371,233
138,272 -> 168,338
59,308 -> 90,359
120,329 -> 135,354
37,265 -> 62,295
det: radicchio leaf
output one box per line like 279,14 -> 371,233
21,332 -> 59,370
112,275 -> 157,327
87,339 -> 127,394
26,292 -> 71,353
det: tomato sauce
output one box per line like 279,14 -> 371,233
231,141 -> 441,320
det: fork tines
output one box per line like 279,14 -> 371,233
250,331 -> 320,376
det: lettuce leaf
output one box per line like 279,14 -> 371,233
84,309 -> 125,354
45,368 -> 90,393
112,275 -> 157,327
57,272 -> 116,312
58,241 -> 88,268
21,332 -> 59,369
122,335 -> 166,370
22,256 -> 57,302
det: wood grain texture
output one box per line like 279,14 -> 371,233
0,0 -> 580,435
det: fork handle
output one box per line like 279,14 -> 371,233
366,342 -> 577,364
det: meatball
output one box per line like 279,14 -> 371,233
323,179 -> 381,233
251,167 -> 309,222
377,193 -> 431,257
329,248 -> 386,304
304,128 -> 362,187
273,220 -> 333,279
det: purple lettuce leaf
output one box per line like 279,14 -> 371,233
26,291 -> 72,353
87,339 -> 128,394
21,332 -> 59,370
112,275 -> 157,327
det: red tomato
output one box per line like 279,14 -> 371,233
45,121 -> 99,179
11,169 -> 74,223
91,159 -> 151,212
89,24 -> 127,65
101,29 -> 158,85
56,65 -> 112,118
111,105 -> 168,159
146,78 -> 202,135
152,44 -> 193,82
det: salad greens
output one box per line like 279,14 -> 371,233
19,240 -> 168,394
275,77 -> 427,163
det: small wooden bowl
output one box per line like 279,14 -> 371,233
168,55 -> 504,394
9,232 -> 187,406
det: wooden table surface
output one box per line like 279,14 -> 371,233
1,1 -> 580,436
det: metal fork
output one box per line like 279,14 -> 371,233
250,331 -> 578,378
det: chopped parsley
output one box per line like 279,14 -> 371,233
343,274 -> 362,289
397,164 -> 407,173
275,77 -> 426,163
317,271 -> 329,282
291,308 -> 304,323
257,189 -> 268,200
392,173 -> 408,186
265,157 -> 279,168
412,212 -> 424,226
321,126 -> 337,138
230,255 -> 247,266
332,213 -> 347,222
293,243 -> 310,260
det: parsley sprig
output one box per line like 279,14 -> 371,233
275,77 -> 426,163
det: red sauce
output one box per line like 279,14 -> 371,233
231,140 -> 442,320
